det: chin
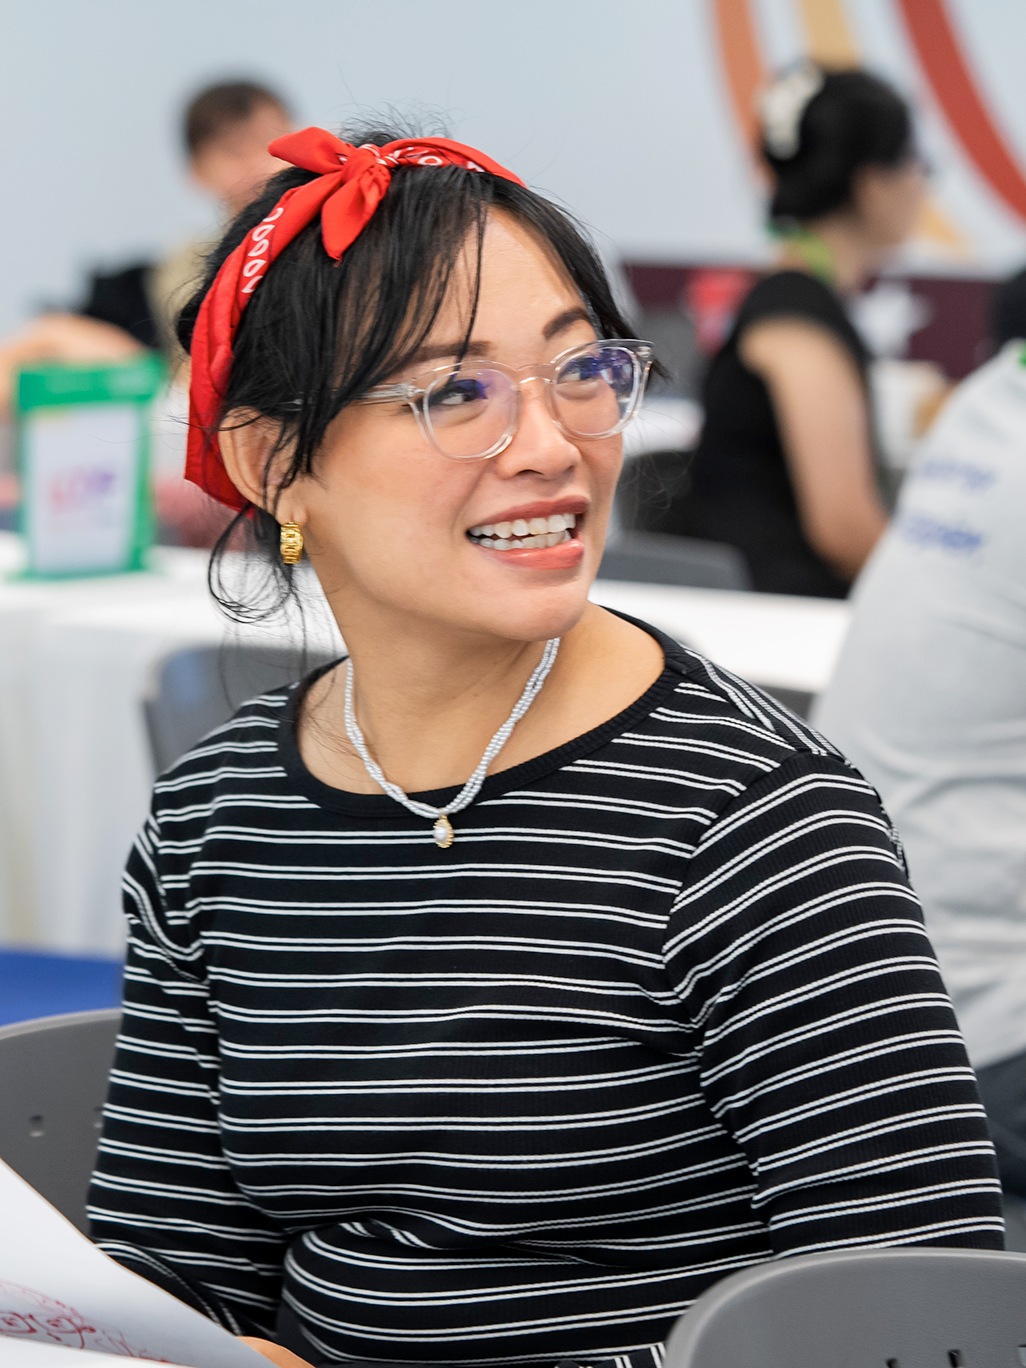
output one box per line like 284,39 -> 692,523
461,581 -> 593,644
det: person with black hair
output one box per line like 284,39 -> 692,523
656,64 -> 926,597
86,119 -> 999,1368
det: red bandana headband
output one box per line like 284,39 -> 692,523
186,127 -> 525,510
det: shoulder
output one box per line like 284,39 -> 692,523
740,269 -> 839,316
149,682 -> 298,824
633,632 -> 852,787
737,271 -> 862,354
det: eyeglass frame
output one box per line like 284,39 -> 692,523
356,338 -> 655,461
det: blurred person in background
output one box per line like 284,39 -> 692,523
0,79 -> 293,541
814,328 -> 1026,1199
0,78 -> 292,396
656,65 -> 925,597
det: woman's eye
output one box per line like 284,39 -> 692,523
429,379 -> 486,409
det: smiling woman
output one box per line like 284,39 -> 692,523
87,118 -> 1002,1368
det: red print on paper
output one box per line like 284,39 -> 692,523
0,1280 -> 170,1359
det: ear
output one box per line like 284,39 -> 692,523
850,164 -> 890,222
218,409 -> 308,525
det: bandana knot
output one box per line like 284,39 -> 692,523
186,126 -> 524,510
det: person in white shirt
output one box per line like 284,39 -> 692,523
814,340 -> 1026,1193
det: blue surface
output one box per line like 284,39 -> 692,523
0,948 -> 123,1025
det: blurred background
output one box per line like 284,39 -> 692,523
4,0 -> 1026,342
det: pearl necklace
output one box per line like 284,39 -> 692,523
343,638 -> 561,848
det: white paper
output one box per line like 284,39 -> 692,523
0,1159 -> 264,1366
23,404 -> 139,575
0,1340 -> 194,1367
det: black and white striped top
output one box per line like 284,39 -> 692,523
88,620 -> 1002,1368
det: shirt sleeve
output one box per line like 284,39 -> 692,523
87,809 -> 288,1336
663,749 -> 1004,1255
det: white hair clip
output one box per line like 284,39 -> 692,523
759,61 -> 825,159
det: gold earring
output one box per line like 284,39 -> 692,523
280,522 -> 303,564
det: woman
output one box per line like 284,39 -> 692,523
88,122 -> 999,1368
659,65 -> 926,596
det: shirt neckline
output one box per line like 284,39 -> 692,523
276,613 -> 694,818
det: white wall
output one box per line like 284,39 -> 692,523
2,0 -> 1026,335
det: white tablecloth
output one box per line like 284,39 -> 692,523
0,532 -> 849,954
0,534 -> 342,954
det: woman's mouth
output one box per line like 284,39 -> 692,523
466,512 -> 576,551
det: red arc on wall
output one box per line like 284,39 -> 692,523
893,0 -> 1026,225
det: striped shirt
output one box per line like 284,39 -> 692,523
88,621 -> 1002,1367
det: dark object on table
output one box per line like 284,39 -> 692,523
992,264 -> 1026,349
663,1246 -> 1026,1368
599,531 -> 751,592
0,1008 -> 121,1232
144,642 -> 338,774
80,262 -> 160,351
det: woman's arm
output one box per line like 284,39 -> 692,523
239,1338 -> 315,1367
88,812 -> 289,1337
665,747 -> 1003,1253
740,318 -> 888,580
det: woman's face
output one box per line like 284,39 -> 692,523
854,158 -> 928,250
289,212 -> 623,645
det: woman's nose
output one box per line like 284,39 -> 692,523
495,379 -> 580,478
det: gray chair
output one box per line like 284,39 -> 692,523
0,1008 -> 121,1232
755,683 -> 815,720
664,1246 -> 1026,1368
598,532 -> 752,592
144,642 -> 338,774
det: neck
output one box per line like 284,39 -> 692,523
305,591 -> 566,795
777,215 -> 882,295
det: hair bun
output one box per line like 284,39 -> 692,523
759,60 -> 825,159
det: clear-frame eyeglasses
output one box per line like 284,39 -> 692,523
358,338 -> 654,461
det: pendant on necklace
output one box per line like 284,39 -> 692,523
432,814 -> 455,849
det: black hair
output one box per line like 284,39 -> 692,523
764,68 -> 914,226
177,118 -> 641,623
184,79 -> 290,157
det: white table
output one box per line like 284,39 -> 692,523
0,534 -> 342,954
589,579 -> 850,693
0,533 -> 849,955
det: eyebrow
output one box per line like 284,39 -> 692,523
405,307 -> 594,369
543,306 -> 592,341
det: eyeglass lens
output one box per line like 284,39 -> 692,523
422,345 -> 639,458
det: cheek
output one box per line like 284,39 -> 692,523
312,438 -> 478,563
579,436 -> 624,500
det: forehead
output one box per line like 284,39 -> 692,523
429,211 -> 585,339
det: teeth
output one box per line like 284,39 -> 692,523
469,512 -> 579,545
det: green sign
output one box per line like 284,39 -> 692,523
14,354 -> 165,579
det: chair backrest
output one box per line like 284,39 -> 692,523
664,1247 -> 1026,1368
0,1009 -> 121,1233
144,643 -> 338,774
598,532 -> 752,592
